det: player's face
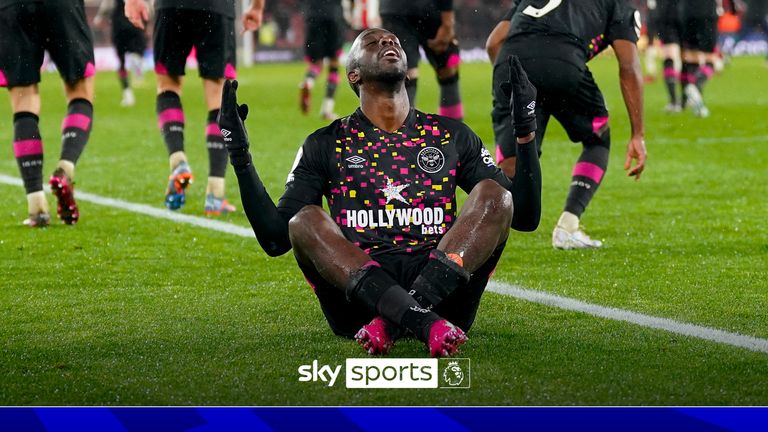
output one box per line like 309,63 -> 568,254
356,29 -> 407,79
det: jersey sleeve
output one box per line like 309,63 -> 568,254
502,2 -> 518,20
606,0 -> 641,44
276,135 -> 329,219
455,124 -> 504,193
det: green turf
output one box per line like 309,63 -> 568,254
1,56 -> 767,405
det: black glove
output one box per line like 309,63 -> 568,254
218,80 -> 252,167
499,55 -> 537,137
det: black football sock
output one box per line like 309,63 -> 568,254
325,66 -> 339,100
405,77 -> 418,106
348,261 -> 440,342
681,62 -> 698,106
118,68 -> 129,90
662,58 -> 678,106
438,73 -> 463,120
206,109 -> 227,178
696,62 -> 714,92
304,61 -> 320,83
13,112 -> 44,194
564,131 -> 610,217
408,249 -> 470,310
157,91 -> 185,155
60,98 -> 93,164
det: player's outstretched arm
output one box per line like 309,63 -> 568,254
613,39 -> 647,180
219,80 -> 293,256
498,55 -> 542,232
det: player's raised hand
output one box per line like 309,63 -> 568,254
218,80 -> 252,168
500,55 -> 537,137
124,0 -> 149,30
624,135 -> 647,180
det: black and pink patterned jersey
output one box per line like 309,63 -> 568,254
505,0 -> 640,64
277,108 -> 503,257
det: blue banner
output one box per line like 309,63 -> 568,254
2,407 -> 767,431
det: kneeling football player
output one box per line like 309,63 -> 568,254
219,29 -> 541,357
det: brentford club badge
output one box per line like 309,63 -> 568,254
417,147 -> 445,173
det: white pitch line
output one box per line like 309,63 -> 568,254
487,282 -> 768,354
0,174 -> 254,238
2,173 -> 768,355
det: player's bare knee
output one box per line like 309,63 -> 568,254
472,179 -> 513,226
289,205 -> 330,242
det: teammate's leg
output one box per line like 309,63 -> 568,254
50,77 -> 95,224
202,77 -> 235,216
8,86 -> 49,227
436,60 -> 462,120
661,42 -> 682,112
301,59 -> 322,115
320,55 -> 341,121
43,0 -> 95,225
288,205 -> 467,357
116,47 -> 135,107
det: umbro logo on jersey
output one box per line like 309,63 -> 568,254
346,155 -> 366,168
526,101 -> 536,115
220,129 -> 232,138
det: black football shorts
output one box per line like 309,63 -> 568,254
153,8 -> 236,79
304,17 -> 345,62
380,13 -> 461,71
681,16 -> 717,53
0,1 -> 94,88
492,40 -> 608,160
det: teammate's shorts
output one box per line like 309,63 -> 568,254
681,16 -> 718,53
657,16 -> 683,45
380,14 -> 460,71
0,1 -> 94,88
304,17 -> 345,61
153,8 -> 236,79
646,9 -> 661,43
113,21 -> 147,60
492,40 -> 608,159
301,244 -> 505,338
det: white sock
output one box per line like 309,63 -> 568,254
206,176 -> 225,198
557,211 -> 580,233
169,151 -> 188,171
27,191 -> 48,215
56,160 -> 75,179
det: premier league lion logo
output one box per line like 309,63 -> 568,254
442,361 -> 464,387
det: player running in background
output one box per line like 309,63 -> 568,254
299,0 -> 347,120
655,0 -> 684,112
0,0 -> 96,227
125,0 -> 264,215
487,0 -> 647,250
218,28 -> 542,357
94,0 -> 148,107
379,0 -> 464,119
641,0 -> 661,82
679,0 -> 719,118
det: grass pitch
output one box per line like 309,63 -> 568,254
1,56 -> 767,405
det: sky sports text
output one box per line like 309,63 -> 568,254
298,358 -> 470,389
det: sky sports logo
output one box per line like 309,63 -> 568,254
298,358 -> 470,389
